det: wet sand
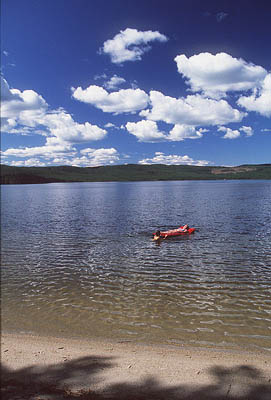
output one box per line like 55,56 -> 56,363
1,332 -> 271,399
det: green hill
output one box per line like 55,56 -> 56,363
1,163 -> 271,184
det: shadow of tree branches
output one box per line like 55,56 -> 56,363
1,355 -> 271,400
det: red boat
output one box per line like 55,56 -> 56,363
158,226 -> 195,238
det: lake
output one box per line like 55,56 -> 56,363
1,180 -> 271,351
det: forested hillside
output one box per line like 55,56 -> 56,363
1,164 -> 271,184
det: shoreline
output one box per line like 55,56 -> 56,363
2,332 -> 271,399
3,326 -> 271,356
2,328 -> 271,355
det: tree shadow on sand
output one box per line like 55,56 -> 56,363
1,355 -> 271,400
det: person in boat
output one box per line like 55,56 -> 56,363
179,224 -> 189,232
153,230 -> 168,241
167,225 -> 189,234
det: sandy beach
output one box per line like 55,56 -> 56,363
1,333 -> 271,400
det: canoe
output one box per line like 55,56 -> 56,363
159,226 -> 195,237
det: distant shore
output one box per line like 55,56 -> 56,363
2,332 -> 271,399
1,163 -> 271,184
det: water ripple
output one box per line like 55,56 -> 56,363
1,180 -> 271,351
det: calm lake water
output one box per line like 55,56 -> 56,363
1,180 -> 271,351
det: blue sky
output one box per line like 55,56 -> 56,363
1,0 -> 271,167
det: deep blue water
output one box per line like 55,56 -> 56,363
1,180 -> 271,351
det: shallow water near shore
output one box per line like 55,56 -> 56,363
1,180 -> 271,351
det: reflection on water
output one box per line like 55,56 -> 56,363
1,180 -> 271,351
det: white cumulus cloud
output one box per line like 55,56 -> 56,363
237,73 -> 271,117
42,110 -> 107,145
53,148 -> 120,167
240,126 -> 253,137
140,90 -> 245,126
1,78 -> 109,165
1,76 -> 48,133
10,158 -> 47,167
174,52 -> 267,99
218,126 -> 240,139
77,147 -> 120,166
104,75 -> 126,90
72,85 -> 149,114
126,120 -> 205,143
4,147 -> 120,167
218,125 -> 254,139
104,122 -> 116,128
168,125 -> 204,141
139,152 -> 209,166
1,77 -> 107,145
1,143 -> 75,158
126,120 -> 166,142
101,28 -> 168,64
0,78 -> 110,143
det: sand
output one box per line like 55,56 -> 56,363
1,332 -> 271,399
